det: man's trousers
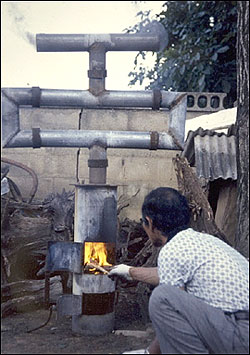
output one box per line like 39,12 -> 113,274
149,284 -> 249,354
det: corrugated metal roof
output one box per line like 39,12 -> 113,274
185,107 -> 236,138
182,126 -> 237,181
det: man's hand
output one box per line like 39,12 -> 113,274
108,264 -> 133,280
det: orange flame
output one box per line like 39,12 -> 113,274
84,242 -> 113,271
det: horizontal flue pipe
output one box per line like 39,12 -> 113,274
2,87 -> 181,109
36,29 -> 167,53
6,130 -> 179,150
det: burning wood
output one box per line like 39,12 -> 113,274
84,242 -> 113,268
84,258 -> 110,275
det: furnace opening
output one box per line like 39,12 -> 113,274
83,242 -> 115,274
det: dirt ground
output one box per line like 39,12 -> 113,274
1,291 -> 155,354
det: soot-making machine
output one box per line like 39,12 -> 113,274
2,21 -> 187,335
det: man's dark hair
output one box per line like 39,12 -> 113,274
142,187 -> 190,241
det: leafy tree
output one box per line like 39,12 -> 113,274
128,1 -> 237,107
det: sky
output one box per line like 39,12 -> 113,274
1,1 -> 165,91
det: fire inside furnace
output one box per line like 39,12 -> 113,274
84,242 -> 115,274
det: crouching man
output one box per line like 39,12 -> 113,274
109,187 -> 249,354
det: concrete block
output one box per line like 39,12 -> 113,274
1,150 -> 46,176
81,109 -> 128,131
117,183 -> 150,221
2,106 -> 188,221
43,153 -> 78,178
52,177 -> 76,194
6,176 -> 33,199
156,151 -> 180,184
77,149 -> 90,183
107,156 -> 126,182
20,108 -> 80,130
43,147 -> 79,156
35,178 -> 54,200
125,159 -> 155,182
80,108 -> 169,132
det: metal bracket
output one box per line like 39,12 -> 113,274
88,69 -> 107,79
152,89 -> 162,110
88,159 -> 108,168
150,131 -> 159,150
168,93 -> 187,110
32,128 -> 42,149
32,86 -> 41,107
168,128 -> 184,150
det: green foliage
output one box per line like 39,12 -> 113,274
128,1 -> 237,107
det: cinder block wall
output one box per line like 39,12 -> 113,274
2,107 -> 181,220
2,93 -> 226,221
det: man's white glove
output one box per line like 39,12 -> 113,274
108,264 -> 133,280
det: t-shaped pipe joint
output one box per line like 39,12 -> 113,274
36,21 -> 168,52
36,21 -> 168,95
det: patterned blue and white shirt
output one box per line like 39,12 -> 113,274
157,228 -> 249,312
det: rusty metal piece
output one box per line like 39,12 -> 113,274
31,86 -> 41,107
88,145 -> 107,184
81,292 -> 115,316
32,127 -> 42,148
88,69 -> 107,79
168,128 -> 184,150
88,159 -> 108,168
150,131 -> 159,150
89,43 -> 106,96
152,88 -> 162,110
168,93 -> 187,110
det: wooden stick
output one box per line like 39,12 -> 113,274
85,259 -> 110,275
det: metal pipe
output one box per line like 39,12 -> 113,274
168,94 -> 187,148
1,90 -> 20,147
2,88 -> 180,109
88,43 -> 106,95
2,88 -> 185,150
36,22 -> 168,96
36,33 -> 162,52
6,130 -> 179,150
88,145 -> 107,184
